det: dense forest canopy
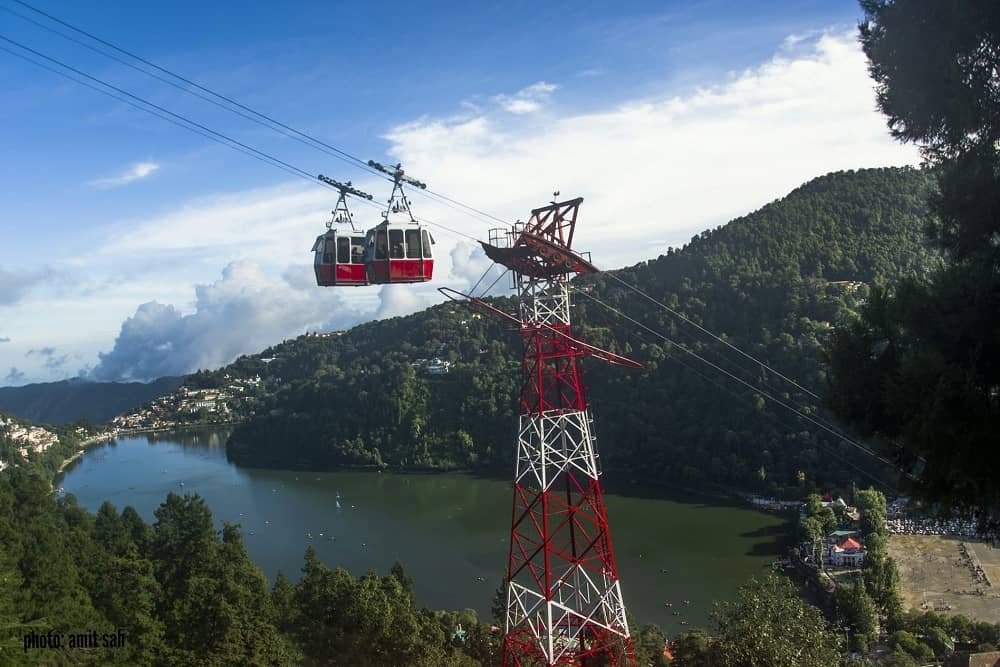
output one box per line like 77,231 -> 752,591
219,166 -> 940,500
829,0 -> 1000,524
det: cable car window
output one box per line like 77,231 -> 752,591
405,229 -> 421,258
324,237 -> 337,263
389,229 -> 404,258
350,237 -> 365,264
375,230 -> 388,260
337,236 -> 351,263
421,230 -> 433,258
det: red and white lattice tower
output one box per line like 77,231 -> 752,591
470,197 -> 638,666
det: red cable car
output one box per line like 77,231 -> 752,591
312,176 -> 372,287
363,160 -> 434,285
312,228 -> 368,286
312,163 -> 435,287
364,221 -> 435,284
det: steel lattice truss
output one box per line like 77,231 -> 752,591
495,198 -> 636,667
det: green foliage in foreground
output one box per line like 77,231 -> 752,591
221,166 -> 939,499
671,574 -> 841,667
0,468 -> 495,666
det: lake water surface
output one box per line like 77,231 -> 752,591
57,428 -> 788,631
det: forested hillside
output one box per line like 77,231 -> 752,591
222,167 -> 938,498
0,377 -> 183,425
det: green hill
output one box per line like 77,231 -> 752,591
0,376 -> 184,426
218,166 -> 938,498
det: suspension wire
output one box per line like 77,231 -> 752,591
478,268 -> 510,298
413,215 -> 481,243
602,271 -> 821,400
0,3 -> 383,180
0,33 -> 327,183
595,269 -> 925,467
7,0 -> 377,174
578,292 -> 896,491
0,30 -> 494,260
468,263 -> 497,296
414,188 -> 510,227
571,287 -> 911,478
6,0 -> 514,228
0,43 -> 324,188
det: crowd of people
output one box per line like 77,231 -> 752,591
885,515 -> 988,540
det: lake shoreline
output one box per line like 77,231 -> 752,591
59,430 -> 792,630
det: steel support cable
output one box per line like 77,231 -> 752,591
478,268 -> 510,298
7,0 -> 510,230
468,263 -> 497,297
0,32 -> 488,253
0,43 -> 323,187
602,271 -> 822,400
0,33 -> 326,184
7,0 -> 374,174
571,287 -> 911,478
0,3 -> 383,180
595,270 -> 924,467
578,292 -> 896,491
0,34 -> 491,256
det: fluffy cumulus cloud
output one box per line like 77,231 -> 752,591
373,284 -> 425,320
90,260 -> 364,381
384,32 -> 920,268
88,161 -> 160,188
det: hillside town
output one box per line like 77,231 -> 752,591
0,414 -> 59,471
109,374 -> 264,432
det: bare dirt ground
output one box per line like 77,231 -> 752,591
889,535 -> 1000,624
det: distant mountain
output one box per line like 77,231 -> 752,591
209,167 -> 937,497
0,376 -> 184,425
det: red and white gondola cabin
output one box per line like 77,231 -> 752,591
312,228 -> 368,286
364,221 -> 434,284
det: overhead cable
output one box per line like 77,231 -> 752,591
572,286 -> 911,479
7,0 -> 511,227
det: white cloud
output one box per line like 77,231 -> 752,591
89,161 -> 160,188
448,241 -> 508,296
90,259 -> 364,381
384,32 -> 919,269
494,81 -> 559,114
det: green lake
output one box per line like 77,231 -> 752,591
57,428 -> 789,631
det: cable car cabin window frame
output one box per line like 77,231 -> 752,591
405,229 -> 421,258
422,229 -> 433,258
389,228 -> 405,259
374,229 -> 388,260
324,236 -> 337,264
337,236 -> 351,264
350,236 -> 366,264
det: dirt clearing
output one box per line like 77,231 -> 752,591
888,535 -> 999,624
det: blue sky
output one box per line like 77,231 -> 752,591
0,0 -> 919,385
